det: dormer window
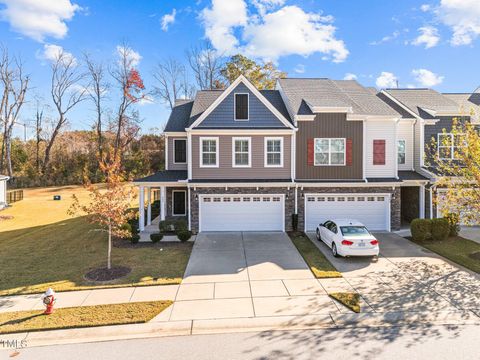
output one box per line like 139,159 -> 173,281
234,93 -> 249,120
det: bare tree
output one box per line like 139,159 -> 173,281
152,58 -> 191,110
187,41 -> 224,90
84,54 -> 109,160
0,46 -> 29,177
43,50 -> 86,174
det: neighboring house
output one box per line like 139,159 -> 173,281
0,175 -> 8,210
134,75 -> 445,233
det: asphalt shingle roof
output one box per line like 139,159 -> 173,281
443,92 -> 480,122
164,100 -> 194,132
134,170 -> 187,183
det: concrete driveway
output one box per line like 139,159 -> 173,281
166,232 -> 343,321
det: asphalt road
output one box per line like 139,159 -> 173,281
2,325 -> 478,360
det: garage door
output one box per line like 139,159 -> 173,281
199,195 -> 284,232
305,194 -> 390,232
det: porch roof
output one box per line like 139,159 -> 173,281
134,170 -> 187,185
398,171 -> 430,181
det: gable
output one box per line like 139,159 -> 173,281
197,83 -> 289,128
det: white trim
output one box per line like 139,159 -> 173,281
187,132 -> 192,180
147,188 -> 152,226
309,105 -> 353,113
190,182 -> 295,188
188,75 -> 295,130
232,137 -> 252,168
429,186 -> 433,219
187,187 -> 191,230
291,132 -> 296,180
139,186 -> 145,232
295,182 -> 401,188
420,120 -> 425,167
295,115 -> 316,121
397,139 -> 406,165
165,135 -> 169,170
437,133 -> 464,160
234,93 -> 249,121
362,120 -> 367,180
164,131 -> 187,136
160,186 -> 166,221
172,190 -> 187,216
419,185 -> 425,218
173,138 -> 187,164
313,138 -> 346,166
394,120 -> 399,179
380,90 -> 422,120
199,137 -> 219,168
264,137 -> 284,168
188,129 -> 296,135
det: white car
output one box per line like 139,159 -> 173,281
316,219 -> 379,258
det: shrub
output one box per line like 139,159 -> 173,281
127,217 -> 139,235
120,223 -> 132,234
130,234 -> 140,244
292,214 -> 298,231
431,218 -> 450,241
411,218 -> 431,242
159,219 -> 188,233
445,213 -> 460,237
177,230 -> 192,242
150,233 -> 163,243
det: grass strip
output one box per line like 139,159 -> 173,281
329,292 -> 361,313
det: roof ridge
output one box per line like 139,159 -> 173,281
329,79 -> 369,114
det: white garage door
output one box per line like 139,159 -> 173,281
305,194 -> 390,232
200,194 -> 284,232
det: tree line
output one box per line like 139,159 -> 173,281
0,41 -> 286,188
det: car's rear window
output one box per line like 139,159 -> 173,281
340,226 -> 370,236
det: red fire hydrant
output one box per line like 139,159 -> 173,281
42,288 -> 55,315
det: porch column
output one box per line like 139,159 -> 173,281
419,185 -> 425,219
160,186 -> 166,221
139,186 -> 145,232
147,187 -> 152,226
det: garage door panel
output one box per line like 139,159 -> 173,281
305,194 -> 389,231
200,195 -> 284,232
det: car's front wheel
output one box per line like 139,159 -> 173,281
316,228 -> 322,241
332,242 -> 340,257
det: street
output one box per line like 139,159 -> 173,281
2,324 -> 478,360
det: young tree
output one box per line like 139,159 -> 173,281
68,151 -> 135,270
428,118 -> 480,225
220,54 -> 287,90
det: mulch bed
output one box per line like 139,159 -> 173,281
113,238 -> 190,248
84,266 -> 132,282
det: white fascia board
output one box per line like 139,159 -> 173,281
308,104 -> 353,114
189,182 -> 295,188
295,115 -> 316,121
164,131 -> 187,136
296,181 -> 402,187
352,115 -> 400,122
188,75 -> 295,130
132,181 -> 188,186
187,129 -> 296,135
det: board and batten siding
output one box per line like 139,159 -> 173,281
191,135 -> 291,179
296,113 -> 363,180
167,136 -> 188,170
397,121 -> 414,171
365,120 -> 396,178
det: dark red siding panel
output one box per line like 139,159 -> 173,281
373,140 -> 386,165
307,138 -> 314,166
346,138 -> 353,166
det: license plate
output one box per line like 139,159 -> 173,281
358,242 -> 366,247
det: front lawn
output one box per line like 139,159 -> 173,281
0,185 -> 193,296
408,236 -> 480,273
288,232 -> 342,278
0,301 -> 172,334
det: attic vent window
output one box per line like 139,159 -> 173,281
235,93 -> 249,120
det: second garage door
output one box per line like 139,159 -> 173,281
199,194 -> 284,232
305,194 -> 390,232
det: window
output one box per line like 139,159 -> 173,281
173,139 -> 187,164
307,197 -> 315,202
265,137 -> 283,167
172,191 -> 186,216
397,140 -> 406,165
314,138 -> 345,166
232,137 -> 251,167
203,197 -> 211,202
200,137 -> 218,167
243,197 -> 251,202
234,93 -> 249,120
373,140 -> 386,165
253,197 -> 260,202
438,133 -> 465,160
367,196 -> 375,201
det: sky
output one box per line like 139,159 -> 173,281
1,0 -> 480,138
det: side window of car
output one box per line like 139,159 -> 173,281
331,224 -> 338,234
324,221 -> 331,229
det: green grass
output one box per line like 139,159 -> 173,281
0,301 -> 172,334
288,232 -> 342,278
329,292 -> 361,313
409,235 -> 480,273
0,185 -> 193,296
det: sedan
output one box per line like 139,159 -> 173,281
316,219 -> 379,257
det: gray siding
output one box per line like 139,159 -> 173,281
191,135 -> 291,180
198,83 -> 288,128
167,136 -> 188,171
296,113 -> 363,180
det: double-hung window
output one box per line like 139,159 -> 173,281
200,137 -> 218,167
397,140 -> 406,165
234,93 -> 249,120
265,137 -> 283,167
314,138 -> 345,166
438,133 -> 465,160
232,137 -> 251,167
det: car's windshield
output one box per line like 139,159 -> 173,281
340,226 -> 370,236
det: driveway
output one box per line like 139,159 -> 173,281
307,232 -> 480,314
167,232 -> 343,321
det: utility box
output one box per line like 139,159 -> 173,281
53,195 -> 61,201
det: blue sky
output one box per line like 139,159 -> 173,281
1,0 -> 479,137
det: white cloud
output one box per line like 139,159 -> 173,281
343,73 -> 357,80
161,9 -> 176,31
370,31 -> 400,45
294,64 -> 305,74
376,72 -> 398,88
0,0 -> 81,42
201,1 -> 348,63
116,45 -> 142,67
420,4 -> 431,12
251,0 -> 285,16
38,44 -> 76,65
411,26 -> 440,48
138,96 -> 154,106
412,68 -> 444,87
433,0 -> 480,46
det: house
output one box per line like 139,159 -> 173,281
0,175 -> 8,209
134,75 -> 444,234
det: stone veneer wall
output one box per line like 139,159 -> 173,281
297,186 -> 401,231
166,187 -> 188,221
189,186 -> 295,233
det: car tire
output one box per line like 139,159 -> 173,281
332,242 -> 340,258
316,228 -> 322,241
